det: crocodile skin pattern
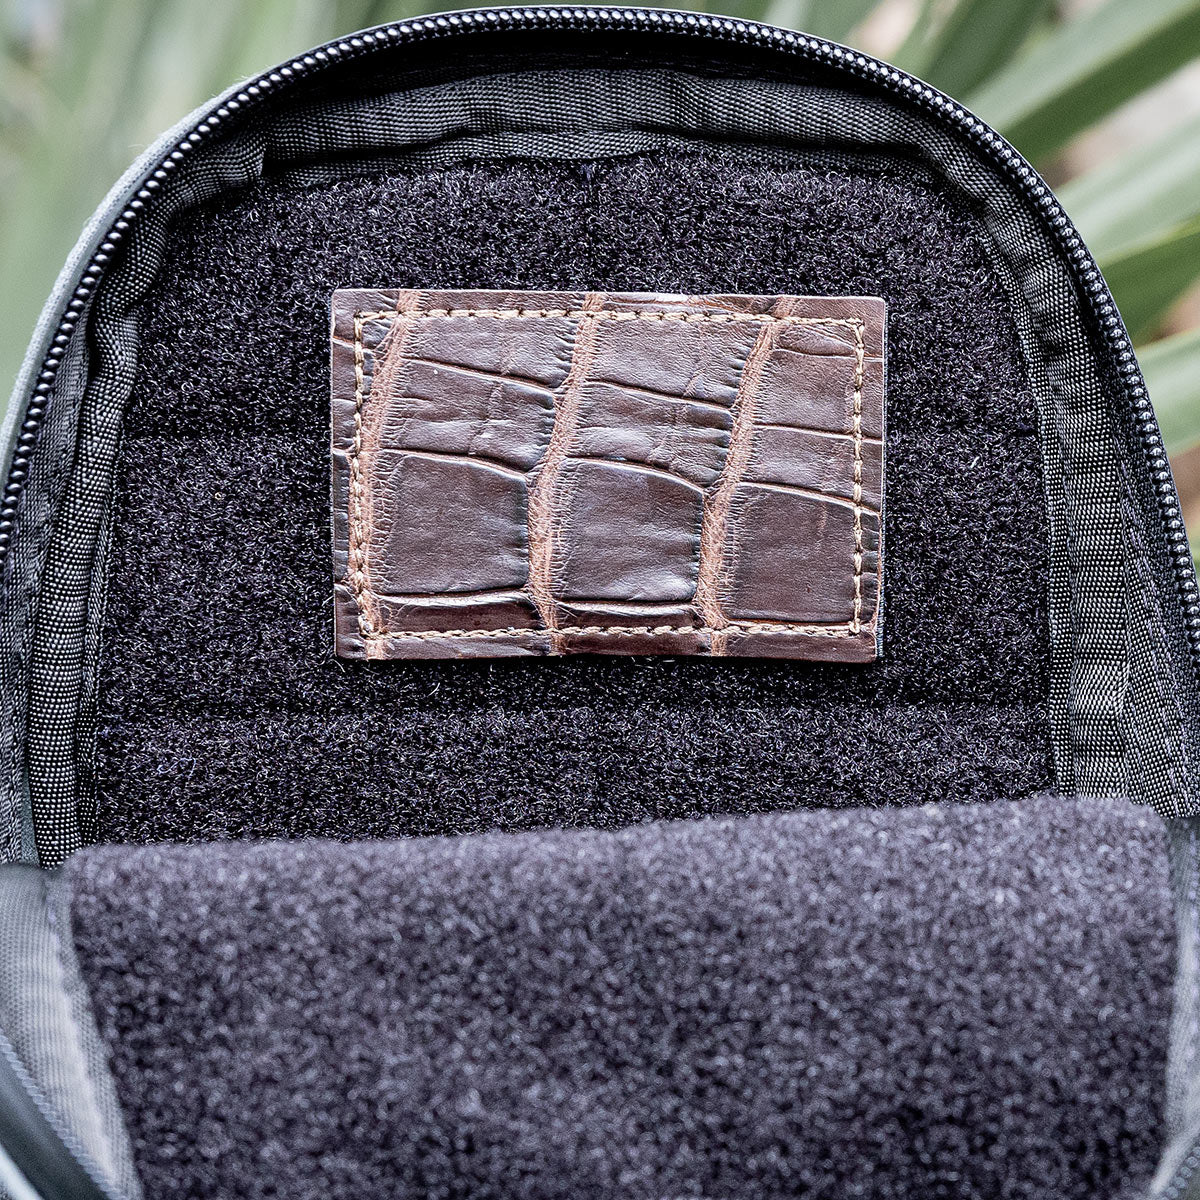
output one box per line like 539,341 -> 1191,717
331,290 -> 885,661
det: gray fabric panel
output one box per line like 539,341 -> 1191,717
0,1144 -> 41,1200
0,300 -> 95,865
68,793 -> 1173,1200
0,866 -> 141,1199
19,141 -> 269,863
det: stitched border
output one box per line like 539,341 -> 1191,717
348,312 -> 373,641
346,306 -> 872,645
357,307 -> 867,326
363,620 -> 860,642
850,320 -> 866,632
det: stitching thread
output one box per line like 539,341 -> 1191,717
366,621 -> 859,642
347,306 -> 872,645
349,312 -> 370,640
850,321 -> 866,633
356,307 -> 863,326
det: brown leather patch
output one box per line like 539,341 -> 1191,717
331,290 -> 885,661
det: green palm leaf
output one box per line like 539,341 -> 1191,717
1059,112 -> 1200,261
1141,327 -> 1200,453
1102,215 -> 1200,343
894,0 -> 1053,96
967,0 -> 1200,161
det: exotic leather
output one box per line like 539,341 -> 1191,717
331,289 -> 885,661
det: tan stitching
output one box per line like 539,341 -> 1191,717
348,313 -> 370,640
356,307 -> 861,327
365,621 -> 860,642
347,307 -> 872,645
850,322 -> 866,633
348,293 -> 422,640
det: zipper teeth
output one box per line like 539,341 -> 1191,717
1165,1138 -> 1200,1200
5,6 -> 1196,660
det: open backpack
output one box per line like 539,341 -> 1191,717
1,9 -> 1199,1199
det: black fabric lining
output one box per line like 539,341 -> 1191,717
67,794 -> 1173,1200
93,149 -> 1051,844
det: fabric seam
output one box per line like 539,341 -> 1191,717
37,872 -> 129,1198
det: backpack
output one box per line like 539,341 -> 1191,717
0,11 -> 1195,1199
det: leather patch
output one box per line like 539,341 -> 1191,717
331,290 -> 885,661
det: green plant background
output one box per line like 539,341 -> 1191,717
3,0 -> 1199,517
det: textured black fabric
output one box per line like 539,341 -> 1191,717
68,794 -> 1172,1200
94,149 -> 1052,843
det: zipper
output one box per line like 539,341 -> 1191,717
3,6 -> 1195,663
1163,1142 -> 1200,1200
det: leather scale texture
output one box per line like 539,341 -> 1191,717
331,290 -> 885,661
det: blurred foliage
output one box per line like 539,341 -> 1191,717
1,0 -> 1199,485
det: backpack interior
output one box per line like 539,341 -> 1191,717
1,18 -> 1198,1200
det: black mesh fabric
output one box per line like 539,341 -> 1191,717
93,149 -> 1052,844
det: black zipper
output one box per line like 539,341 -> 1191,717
4,5 -> 1196,664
